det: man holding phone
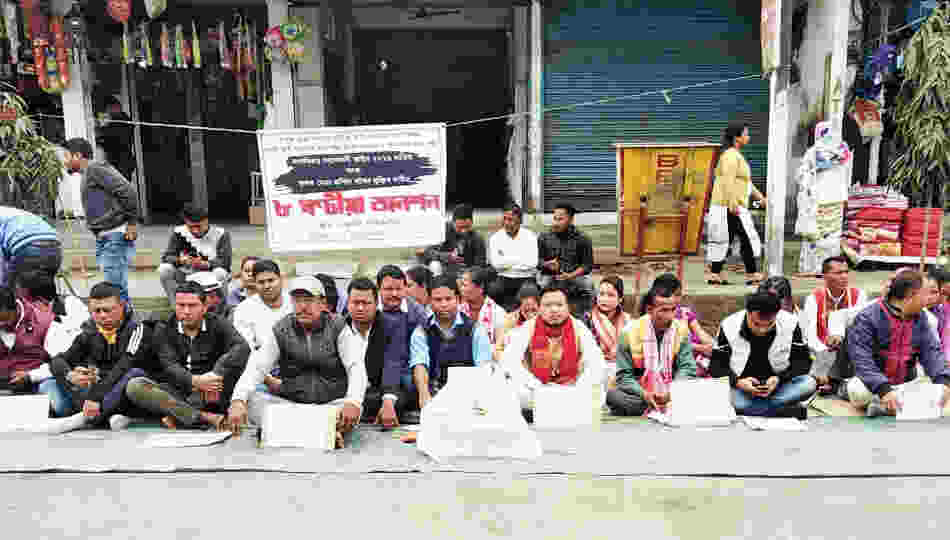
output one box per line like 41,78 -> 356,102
709,292 -> 817,419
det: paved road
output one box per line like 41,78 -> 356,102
2,473 -> 944,539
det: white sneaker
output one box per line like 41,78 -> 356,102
109,415 -> 132,431
43,413 -> 90,434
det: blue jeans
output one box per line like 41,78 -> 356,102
731,375 -> 817,417
95,231 -> 135,302
37,379 -> 73,417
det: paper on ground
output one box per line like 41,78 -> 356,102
262,403 -> 337,450
0,395 -> 52,432
143,432 -> 232,448
668,378 -> 736,426
740,416 -> 807,431
533,383 -> 600,430
897,383 -> 944,421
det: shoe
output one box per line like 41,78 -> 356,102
400,410 -> 421,425
42,413 -> 90,434
866,397 -> 887,418
109,415 -> 132,431
774,404 -> 807,420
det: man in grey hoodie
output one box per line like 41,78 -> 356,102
64,138 -> 139,302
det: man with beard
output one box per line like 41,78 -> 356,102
158,203 -> 232,305
537,203 -> 594,314
125,281 -> 249,430
501,284 -> 605,415
64,138 -> 138,303
606,283 -> 696,416
232,260 -> 293,350
422,204 -> 487,278
708,292 -> 816,419
408,275 -> 492,410
488,202 -> 538,308
228,277 -> 367,447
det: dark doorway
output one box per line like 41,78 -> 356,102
354,30 -> 511,208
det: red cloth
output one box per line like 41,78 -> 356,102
814,288 -> 861,345
878,299 -> 914,386
902,245 -> 939,257
0,298 -> 53,377
849,207 -> 905,222
530,317 -> 579,385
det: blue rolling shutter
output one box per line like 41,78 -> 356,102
543,1 -> 770,211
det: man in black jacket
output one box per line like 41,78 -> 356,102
537,203 -> 595,314
45,282 -> 153,433
422,204 -> 487,279
157,203 -> 232,305
126,281 -> 249,430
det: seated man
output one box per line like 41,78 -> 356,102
800,256 -> 867,390
232,260 -> 293,350
158,203 -> 232,305
226,256 -> 260,307
422,203 -> 488,279
488,202 -> 538,309
46,282 -> 154,432
0,206 -> 63,296
377,265 -> 428,326
460,267 -> 506,348
606,283 -> 695,416
406,266 -> 433,317
501,284 -> 605,415
0,284 -> 63,413
227,277 -> 367,446
126,281 -> 250,430
709,292 -> 816,419
409,275 -> 492,410
188,271 -> 232,320
537,203 -> 595,314
838,270 -> 950,416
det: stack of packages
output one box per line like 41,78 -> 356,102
842,186 -> 908,259
902,208 -> 943,258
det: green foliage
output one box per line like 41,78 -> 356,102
889,4 -> 950,201
0,90 -> 64,217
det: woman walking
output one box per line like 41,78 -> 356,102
706,122 -> 766,286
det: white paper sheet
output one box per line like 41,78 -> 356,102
143,432 -> 232,448
741,416 -> 807,431
262,403 -> 337,450
533,384 -> 599,430
0,395 -> 51,432
669,378 -> 736,427
897,383 -> 944,421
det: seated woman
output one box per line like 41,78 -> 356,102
651,273 -> 715,377
582,276 -> 632,389
495,283 -> 541,362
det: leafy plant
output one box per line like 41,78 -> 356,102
0,89 -> 64,217
888,4 -> 950,204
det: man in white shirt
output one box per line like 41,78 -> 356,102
800,256 -> 867,391
488,203 -> 538,309
231,260 -> 293,350
227,277 -> 367,447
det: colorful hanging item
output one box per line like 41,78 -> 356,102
137,22 -> 153,68
191,21 -> 201,68
50,15 -> 68,89
218,20 -> 231,70
264,17 -> 310,64
107,0 -> 130,24
160,22 -> 172,68
144,0 -> 166,19
174,23 -> 185,68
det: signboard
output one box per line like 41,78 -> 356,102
257,123 -> 447,253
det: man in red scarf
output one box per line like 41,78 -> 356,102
501,285 -> 605,414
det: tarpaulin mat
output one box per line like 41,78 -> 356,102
5,419 -> 950,477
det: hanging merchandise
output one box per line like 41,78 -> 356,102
160,22 -> 172,68
246,20 -> 257,101
264,17 -> 310,64
218,20 -> 231,70
29,7 -> 49,91
49,15 -> 68,89
183,35 -> 192,67
191,21 -> 201,69
231,14 -> 245,99
174,23 -> 185,68
137,22 -> 153,68
121,24 -> 131,64
144,0 -> 166,19
107,0 -> 130,24
0,1 -> 10,76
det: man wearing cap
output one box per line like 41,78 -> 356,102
125,281 -> 250,430
158,203 -> 232,305
227,276 -> 368,447
187,271 -> 231,319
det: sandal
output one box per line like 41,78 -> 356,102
161,416 -> 178,430
706,274 -> 730,285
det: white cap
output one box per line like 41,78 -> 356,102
287,276 -> 326,298
187,271 -> 223,292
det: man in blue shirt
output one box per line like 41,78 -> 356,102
409,274 -> 492,410
0,206 -> 61,294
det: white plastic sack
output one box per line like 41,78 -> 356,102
43,296 -> 89,357
417,366 -> 542,462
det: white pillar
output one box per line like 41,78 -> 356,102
867,4 -> 890,186
827,0 -> 851,139
268,0 -> 296,129
510,6 -> 529,206
61,43 -> 95,148
765,0 -> 790,277
527,0 -> 543,212
291,5 -> 326,128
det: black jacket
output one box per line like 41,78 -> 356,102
538,226 -> 594,276
50,306 -> 153,404
160,226 -> 232,273
151,312 -> 250,395
424,222 -> 488,273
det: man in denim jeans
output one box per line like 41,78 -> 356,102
64,138 -> 139,302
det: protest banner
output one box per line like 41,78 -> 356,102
257,123 -> 447,252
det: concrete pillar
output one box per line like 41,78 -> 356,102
268,0 -> 296,129
527,0 -> 543,212
291,5 -> 326,128
826,0 -> 851,139
764,0 -> 791,277
61,41 -> 96,149
510,6 -> 529,206
186,72 -> 208,209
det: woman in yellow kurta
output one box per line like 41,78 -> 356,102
706,123 -> 767,286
